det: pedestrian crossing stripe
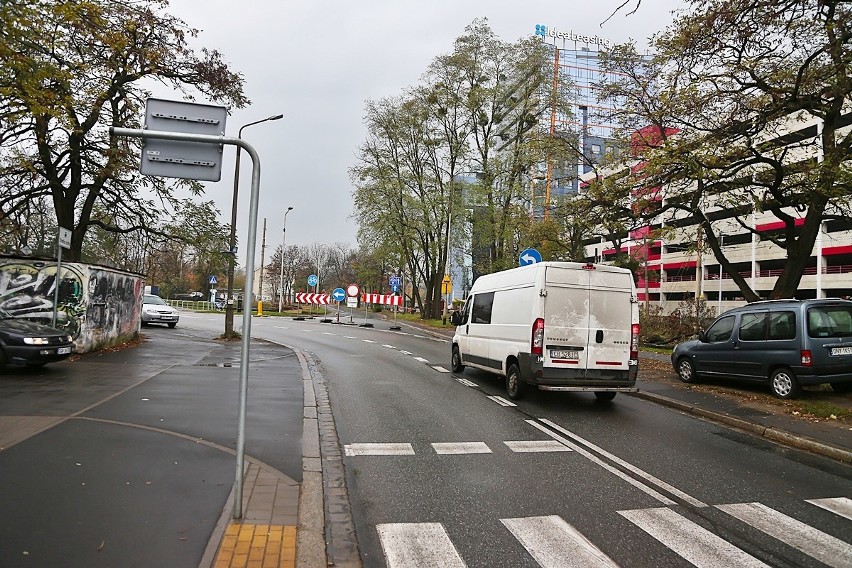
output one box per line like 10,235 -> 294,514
716,502 -> 852,567
376,497 -> 851,568
806,497 -> 852,521
344,440 -> 573,455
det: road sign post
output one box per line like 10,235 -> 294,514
112,114 -> 265,520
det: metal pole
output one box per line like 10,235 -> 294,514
718,234 -> 724,313
258,218 -> 267,315
52,234 -> 61,328
110,127 -> 264,520
225,115 -> 283,338
278,207 -> 293,313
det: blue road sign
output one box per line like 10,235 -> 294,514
209,275 -> 218,285
332,288 -> 346,302
389,275 -> 401,287
519,248 -> 542,266
391,284 -> 399,293
307,274 -> 319,287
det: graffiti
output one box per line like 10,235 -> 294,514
0,258 -> 143,352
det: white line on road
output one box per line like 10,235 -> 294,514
806,497 -> 852,521
528,420 -> 675,506
487,395 -> 516,407
400,350 -> 413,355
323,332 -> 336,335
382,344 -> 396,349
345,336 -> 356,339
413,357 -> 429,363
455,378 -> 478,388
619,507 -> 769,568
377,523 -> 467,568
539,419 -> 706,508
344,443 -> 415,456
501,515 -> 618,568
716,502 -> 852,567
432,366 -> 450,373
432,442 -> 492,454
504,440 -> 572,453
362,339 -> 375,343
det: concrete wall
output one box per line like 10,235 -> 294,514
0,257 -> 142,353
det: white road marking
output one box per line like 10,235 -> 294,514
528,420 -> 675,506
487,395 -> 516,407
504,440 -> 572,453
806,497 -> 852,521
412,335 -> 425,339
345,336 -> 357,339
455,378 -> 478,388
716,502 -> 852,567
301,329 -> 312,333
274,326 -> 288,329
432,366 -> 450,373
413,357 -> 429,363
619,507 -> 769,568
501,515 -> 618,568
400,350 -> 413,355
377,523 -> 467,568
323,332 -> 336,335
539,419 -> 706,508
362,339 -> 375,343
344,443 -> 415,456
431,442 -> 492,454
382,344 -> 396,349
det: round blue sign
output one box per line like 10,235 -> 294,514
519,248 -> 542,266
307,274 -> 319,287
332,288 -> 346,302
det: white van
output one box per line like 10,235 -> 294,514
450,261 -> 640,400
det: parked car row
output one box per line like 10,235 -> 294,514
671,298 -> 852,399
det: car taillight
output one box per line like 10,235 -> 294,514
801,350 -> 812,366
531,318 -> 544,355
630,323 -> 640,360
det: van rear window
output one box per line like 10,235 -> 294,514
808,306 -> 852,338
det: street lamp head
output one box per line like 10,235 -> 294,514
287,206 -> 294,211
268,114 -> 284,121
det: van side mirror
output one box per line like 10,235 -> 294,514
450,311 -> 462,326
697,330 -> 707,342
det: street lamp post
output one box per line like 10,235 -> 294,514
224,114 -> 283,338
278,206 -> 294,313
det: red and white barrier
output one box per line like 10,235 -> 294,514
295,293 -> 330,304
362,293 -> 403,306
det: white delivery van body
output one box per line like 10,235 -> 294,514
450,261 -> 639,400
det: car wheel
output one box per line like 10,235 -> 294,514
168,322 -> 177,328
451,345 -> 465,373
831,382 -> 852,394
505,362 -> 526,400
594,391 -> 616,401
770,367 -> 801,399
141,321 -> 149,327
676,357 -> 697,383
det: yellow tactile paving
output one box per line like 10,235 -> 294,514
214,523 -> 297,568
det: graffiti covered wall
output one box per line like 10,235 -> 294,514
0,257 -> 143,353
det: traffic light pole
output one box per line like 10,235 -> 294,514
110,127 -> 263,520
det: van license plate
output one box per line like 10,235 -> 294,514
57,347 -> 71,355
550,350 -> 579,360
831,347 -> 852,356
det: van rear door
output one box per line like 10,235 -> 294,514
542,266 -> 591,371
586,268 -> 634,377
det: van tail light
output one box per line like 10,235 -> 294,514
801,350 -> 812,366
630,323 -> 640,360
531,318 -> 545,355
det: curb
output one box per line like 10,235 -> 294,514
631,390 -> 852,464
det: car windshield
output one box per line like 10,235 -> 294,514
143,295 -> 167,306
807,305 -> 852,338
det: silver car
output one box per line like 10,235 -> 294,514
141,294 -> 179,328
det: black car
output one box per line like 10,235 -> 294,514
0,316 -> 74,368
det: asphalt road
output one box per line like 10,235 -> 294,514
184,310 -> 852,568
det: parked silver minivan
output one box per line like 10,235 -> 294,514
671,299 -> 852,399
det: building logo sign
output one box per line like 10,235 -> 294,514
534,24 -> 612,49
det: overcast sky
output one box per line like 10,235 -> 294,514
162,0 -> 686,264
